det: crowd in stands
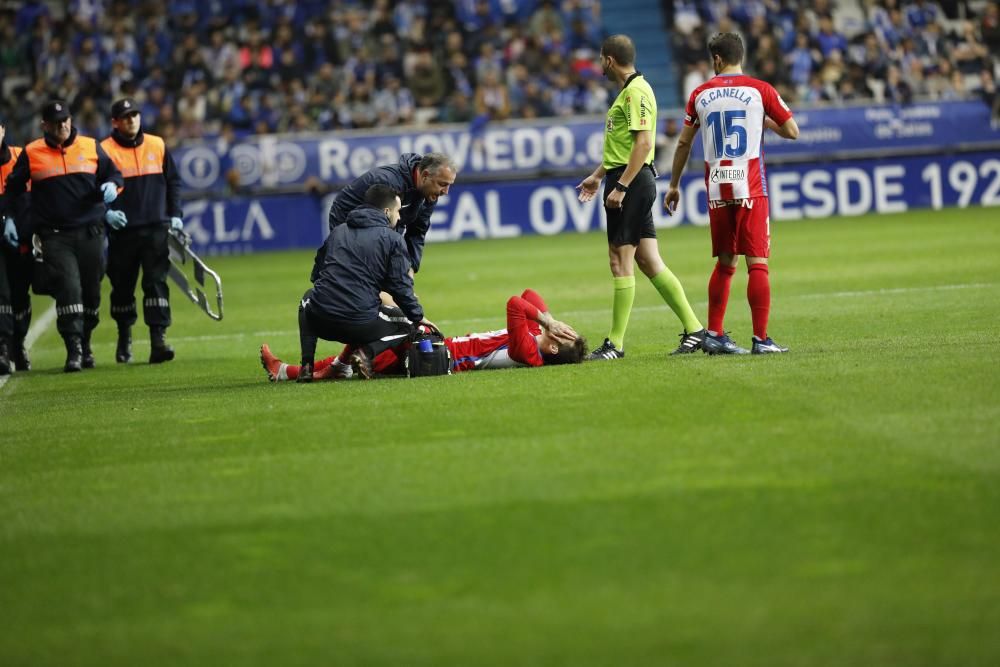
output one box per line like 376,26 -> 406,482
3,1 -> 998,152
672,0 -> 999,115
0,0 -> 609,147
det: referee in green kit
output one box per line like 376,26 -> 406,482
577,34 -> 705,360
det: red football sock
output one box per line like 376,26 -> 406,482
708,262 -> 737,334
337,345 -> 353,363
285,355 -> 336,380
314,356 -> 336,372
747,263 -> 771,340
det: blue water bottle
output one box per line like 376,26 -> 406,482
419,338 -> 433,353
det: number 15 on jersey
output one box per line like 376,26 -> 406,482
706,110 -> 748,159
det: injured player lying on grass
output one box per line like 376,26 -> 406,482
260,289 -> 587,381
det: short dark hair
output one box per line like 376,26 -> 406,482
708,32 -> 744,67
541,337 -> 588,366
601,34 -> 636,67
364,184 -> 399,209
418,152 -> 454,175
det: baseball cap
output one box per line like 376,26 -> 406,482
111,98 -> 140,119
41,100 -> 71,123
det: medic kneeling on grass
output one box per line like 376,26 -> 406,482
260,289 -> 587,381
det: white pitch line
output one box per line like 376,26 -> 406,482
0,304 -> 56,394
161,282 -> 996,346
796,282 -> 996,300
4,282 -> 989,388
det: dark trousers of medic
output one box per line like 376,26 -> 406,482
298,291 -> 414,366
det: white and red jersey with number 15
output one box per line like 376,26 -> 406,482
684,74 -> 793,202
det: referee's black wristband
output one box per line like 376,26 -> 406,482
614,181 -> 629,193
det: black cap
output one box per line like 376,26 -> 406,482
111,98 -> 140,119
41,100 -> 70,123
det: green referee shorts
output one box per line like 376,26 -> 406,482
604,164 -> 657,247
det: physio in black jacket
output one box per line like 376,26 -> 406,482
299,184 -> 437,382
309,152 -> 456,282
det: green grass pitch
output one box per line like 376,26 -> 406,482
2,208 -> 999,666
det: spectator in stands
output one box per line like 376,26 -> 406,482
407,48 -> 446,110
374,75 -> 415,127
521,79 -> 555,119
951,20 -> 991,74
474,69 -> 511,121
16,0 -> 50,35
440,91 -> 476,124
683,60 -> 711,101
860,32 -> 891,80
549,72 -> 578,116
884,64 -> 914,104
655,117 -> 681,176
983,2 -> 1000,53
943,68 -> 970,100
787,32 -> 819,94
239,29 -> 273,90
816,16 -> 849,57
37,36 -> 74,84
529,2 -> 566,41
580,75 -> 611,115
917,20 -> 949,61
904,58 -> 932,99
974,68 -> 998,116
204,29 -> 240,82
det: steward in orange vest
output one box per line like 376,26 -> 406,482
0,100 -> 124,372
100,97 -> 183,364
0,120 -> 33,374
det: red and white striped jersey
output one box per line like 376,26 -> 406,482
446,329 -> 522,372
445,291 -> 547,372
684,74 -> 792,202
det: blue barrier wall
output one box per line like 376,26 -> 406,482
184,151 -> 1000,255
173,101 -> 1000,193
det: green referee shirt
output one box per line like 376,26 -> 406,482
602,73 -> 656,170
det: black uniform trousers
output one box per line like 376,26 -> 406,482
0,244 -> 33,342
107,224 -> 171,330
298,290 -> 415,365
38,225 -> 105,339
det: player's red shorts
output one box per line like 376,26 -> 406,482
708,196 -> 770,258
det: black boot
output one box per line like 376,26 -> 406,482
116,327 -> 132,363
149,326 -> 175,364
64,336 -> 83,373
81,331 -> 95,369
0,338 -> 10,375
12,337 -> 30,371
297,362 -> 313,383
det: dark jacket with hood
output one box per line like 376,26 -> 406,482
325,152 -> 436,274
312,204 -> 424,325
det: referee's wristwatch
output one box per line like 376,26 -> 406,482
614,181 -> 629,193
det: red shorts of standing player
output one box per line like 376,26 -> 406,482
259,289 -> 587,381
708,197 -> 770,259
